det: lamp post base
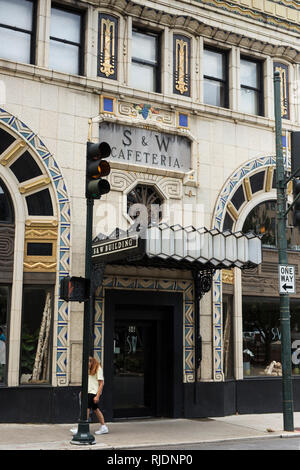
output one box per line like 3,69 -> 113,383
70,422 -> 96,446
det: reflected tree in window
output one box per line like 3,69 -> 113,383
243,200 -> 276,247
20,287 -> 52,384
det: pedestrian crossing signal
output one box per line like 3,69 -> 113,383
60,276 -> 90,302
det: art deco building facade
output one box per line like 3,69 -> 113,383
0,0 -> 300,422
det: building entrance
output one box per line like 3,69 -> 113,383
104,290 -> 183,420
113,306 -> 173,418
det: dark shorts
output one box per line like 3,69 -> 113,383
88,393 -> 102,410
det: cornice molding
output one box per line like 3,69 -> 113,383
98,0 -> 300,62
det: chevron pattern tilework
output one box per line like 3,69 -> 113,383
212,155 -> 281,381
0,108 -> 71,386
94,276 -> 195,383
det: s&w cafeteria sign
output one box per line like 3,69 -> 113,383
99,122 -> 191,172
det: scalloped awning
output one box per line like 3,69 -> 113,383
92,224 -> 262,272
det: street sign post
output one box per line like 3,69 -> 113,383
279,265 -> 296,295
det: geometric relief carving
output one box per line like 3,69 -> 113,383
118,101 -> 174,126
24,220 -> 58,272
98,14 -> 118,80
0,224 -> 15,270
173,34 -> 191,97
110,170 -> 182,200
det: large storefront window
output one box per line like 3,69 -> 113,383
0,286 -> 9,384
20,287 -> 52,384
242,297 -> 300,377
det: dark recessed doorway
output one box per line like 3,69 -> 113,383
104,290 -> 183,421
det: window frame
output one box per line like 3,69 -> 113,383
240,55 -> 264,117
49,3 -> 85,76
203,46 -> 229,109
131,28 -> 161,93
0,0 -> 37,65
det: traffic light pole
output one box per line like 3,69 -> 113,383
274,70 -> 294,432
71,198 -> 95,445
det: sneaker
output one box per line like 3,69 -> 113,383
95,425 -> 109,435
70,427 -> 78,434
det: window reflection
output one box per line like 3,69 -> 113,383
0,0 -> 34,64
20,287 -> 52,384
131,30 -> 159,93
49,7 -> 82,75
243,200 -> 276,247
239,57 -> 263,116
203,48 -> 228,108
242,199 -> 300,251
243,297 -> 300,377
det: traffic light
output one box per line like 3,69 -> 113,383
60,276 -> 90,302
86,141 -> 111,199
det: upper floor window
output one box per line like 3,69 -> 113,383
131,29 -> 160,93
203,48 -> 228,108
49,6 -> 83,75
0,0 -> 35,64
240,57 -> 263,116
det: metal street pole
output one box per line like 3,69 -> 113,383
274,70 -> 294,432
71,197 -> 95,445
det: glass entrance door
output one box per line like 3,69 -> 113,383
113,320 -> 156,418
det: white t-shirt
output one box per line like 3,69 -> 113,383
0,341 -> 5,365
88,365 -> 104,395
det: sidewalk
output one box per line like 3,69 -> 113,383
0,413 -> 300,450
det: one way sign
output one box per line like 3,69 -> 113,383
279,265 -> 295,294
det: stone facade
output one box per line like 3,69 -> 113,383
0,0 -> 300,420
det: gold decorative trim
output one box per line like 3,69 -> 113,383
243,177 -> 252,201
19,176 -> 51,194
0,140 -> 26,166
227,201 -> 238,221
26,219 -> 58,228
265,166 -> 273,192
24,261 -> 57,270
222,269 -> 234,285
99,17 -> 116,78
24,222 -> 58,272
175,39 -> 189,95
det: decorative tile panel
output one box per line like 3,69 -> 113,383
98,14 -> 118,80
173,34 -> 191,97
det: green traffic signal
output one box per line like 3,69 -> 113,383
86,141 -> 111,199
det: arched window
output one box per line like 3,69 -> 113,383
0,179 -> 14,223
242,199 -> 300,251
127,184 -> 163,227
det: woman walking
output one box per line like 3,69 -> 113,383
71,356 -> 108,435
